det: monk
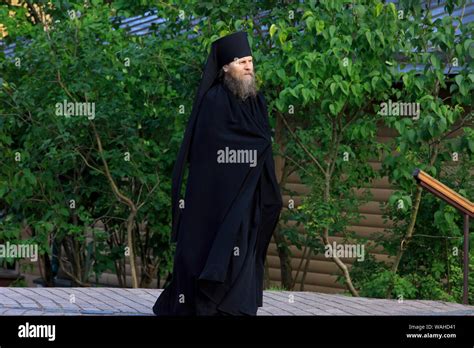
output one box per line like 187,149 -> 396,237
152,31 -> 282,316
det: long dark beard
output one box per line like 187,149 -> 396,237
223,71 -> 258,101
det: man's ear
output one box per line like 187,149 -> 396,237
223,64 -> 229,73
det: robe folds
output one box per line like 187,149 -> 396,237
152,81 -> 283,316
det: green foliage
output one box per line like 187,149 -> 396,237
370,1 -> 473,304
352,157 -> 474,303
0,1 -> 202,285
259,0 -> 403,288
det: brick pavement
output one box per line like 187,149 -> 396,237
0,288 -> 473,316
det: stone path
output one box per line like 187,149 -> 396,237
0,288 -> 473,316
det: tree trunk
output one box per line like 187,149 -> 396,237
323,170 -> 360,297
92,124 -> 139,288
273,111 -> 294,289
386,143 -> 439,298
273,224 -> 294,289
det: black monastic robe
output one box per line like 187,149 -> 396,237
153,80 -> 282,316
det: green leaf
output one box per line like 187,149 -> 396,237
276,68 -> 286,80
375,3 -> 383,17
275,98 -> 285,112
289,87 -> 298,98
414,79 -> 423,91
371,76 -> 379,90
0,183 -> 8,198
365,31 -> 373,48
430,55 -> 441,70
302,88 -> 310,103
23,168 -> 37,186
376,30 -> 384,46
278,31 -> 288,45
234,19 -> 243,30
302,10 -> 313,20
444,212 -> 454,225
464,39 -> 473,58
389,3 -> 397,18
315,20 -> 325,35
438,117 -> 447,133
406,129 -> 416,143
59,207 -> 70,217
339,81 -> 349,95
269,24 -> 277,38
468,140 -> 474,153
402,74 -> 410,87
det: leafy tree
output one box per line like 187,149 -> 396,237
350,0 -> 474,303
0,0 -> 198,287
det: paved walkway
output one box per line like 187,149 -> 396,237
0,288 -> 473,316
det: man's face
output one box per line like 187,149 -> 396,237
224,56 -> 254,81
222,55 -> 257,100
